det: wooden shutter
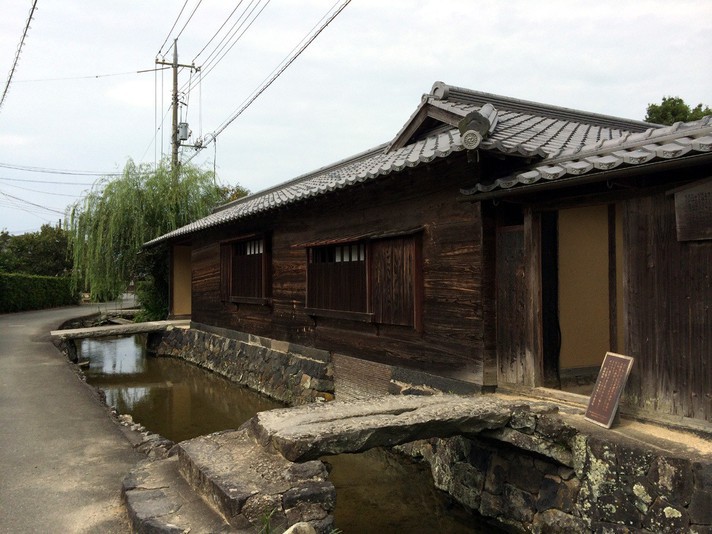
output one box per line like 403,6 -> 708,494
371,236 -> 417,326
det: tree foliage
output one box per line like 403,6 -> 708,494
68,159 -> 247,303
0,224 -> 72,276
645,96 -> 711,125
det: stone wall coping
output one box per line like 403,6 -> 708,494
496,393 -> 712,462
190,322 -> 330,362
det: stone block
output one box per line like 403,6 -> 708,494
647,456 -> 693,506
532,509 -> 588,534
479,491 -> 504,518
510,407 -> 537,433
642,496 -> 690,534
537,474 -> 579,514
616,443 -> 654,477
503,483 -> 536,523
593,489 -> 641,528
536,414 -> 578,445
241,493 -> 286,527
282,482 -> 336,510
508,454 -> 544,494
693,461 -> 712,490
688,490 -> 712,525
484,456 -> 507,495
630,476 -> 656,514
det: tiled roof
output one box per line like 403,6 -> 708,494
145,82 -> 663,247
463,115 -> 712,196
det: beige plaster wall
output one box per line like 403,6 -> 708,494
558,205 -> 609,369
172,245 -> 192,317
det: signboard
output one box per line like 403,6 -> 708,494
674,178 -> 712,242
585,352 -> 634,428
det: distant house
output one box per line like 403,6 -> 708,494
147,82 -> 712,425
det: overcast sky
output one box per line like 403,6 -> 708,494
1,0 -> 710,235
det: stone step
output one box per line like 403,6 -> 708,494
176,429 -> 335,532
122,456 -> 238,533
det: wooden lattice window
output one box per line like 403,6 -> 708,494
220,236 -> 270,303
307,242 -> 367,313
306,234 -> 421,327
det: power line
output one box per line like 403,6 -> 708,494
192,1 -> 247,63
0,0 -> 38,114
157,0 -> 191,57
184,0 -> 351,163
0,162 -> 120,177
0,176 -> 96,186
1,181 -> 86,198
14,66 -> 169,83
0,191 -> 66,215
175,0 -> 204,41
182,0 -> 270,95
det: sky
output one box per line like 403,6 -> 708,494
0,0 -> 710,235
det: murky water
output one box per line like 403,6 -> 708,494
79,335 -> 498,533
80,335 -> 282,442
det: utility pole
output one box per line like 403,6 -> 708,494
156,39 -> 199,180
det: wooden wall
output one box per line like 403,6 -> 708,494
190,155 -> 486,384
624,191 -> 712,422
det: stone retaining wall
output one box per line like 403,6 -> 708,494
146,324 -> 334,406
399,410 -> 712,534
144,325 -> 711,533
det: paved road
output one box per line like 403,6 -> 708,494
0,303 -> 142,533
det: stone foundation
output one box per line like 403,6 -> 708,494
143,325 -> 711,533
399,409 -> 712,534
146,324 -> 334,406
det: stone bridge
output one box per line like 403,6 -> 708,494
123,394 -> 551,533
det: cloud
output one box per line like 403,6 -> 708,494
105,79 -> 155,109
0,134 -> 31,147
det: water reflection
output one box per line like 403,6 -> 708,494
79,335 -> 497,533
324,449 -> 489,533
79,335 -> 282,443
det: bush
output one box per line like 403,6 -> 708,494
0,272 -> 79,313
134,278 -> 168,322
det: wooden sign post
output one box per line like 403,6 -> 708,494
585,352 -> 634,428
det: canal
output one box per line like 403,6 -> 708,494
79,335 -> 497,533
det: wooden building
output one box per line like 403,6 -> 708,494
148,82 -> 712,425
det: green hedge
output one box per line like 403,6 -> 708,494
0,272 -> 79,313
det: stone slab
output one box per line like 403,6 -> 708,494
50,319 -> 190,339
177,429 -> 334,530
246,394 -> 524,462
122,456 -> 238,533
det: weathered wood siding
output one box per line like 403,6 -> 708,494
624,191 -> 712,422
190,156 -> 484,383
496,226 -> 527,384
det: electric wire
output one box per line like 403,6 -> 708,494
0,191 -> 66,215
0,176 -> 96,186
0,181 -> 86,198
157,0 -> 190,57
0,0 -> 39,113
0,199 -> 53,223
180,0 -> 269,95
15,67 -> 169,83
194,0 -> 257,71
197,0 -> 271,87
183,0 -> 351,164
0,162 -> 120,177
174,0 -> 203,41
191,1 -> 246,63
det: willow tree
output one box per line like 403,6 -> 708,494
68,159 -> 246,310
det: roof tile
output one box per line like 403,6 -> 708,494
147,83 -> 694,246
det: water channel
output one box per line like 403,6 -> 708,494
79,335 -> 497,533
